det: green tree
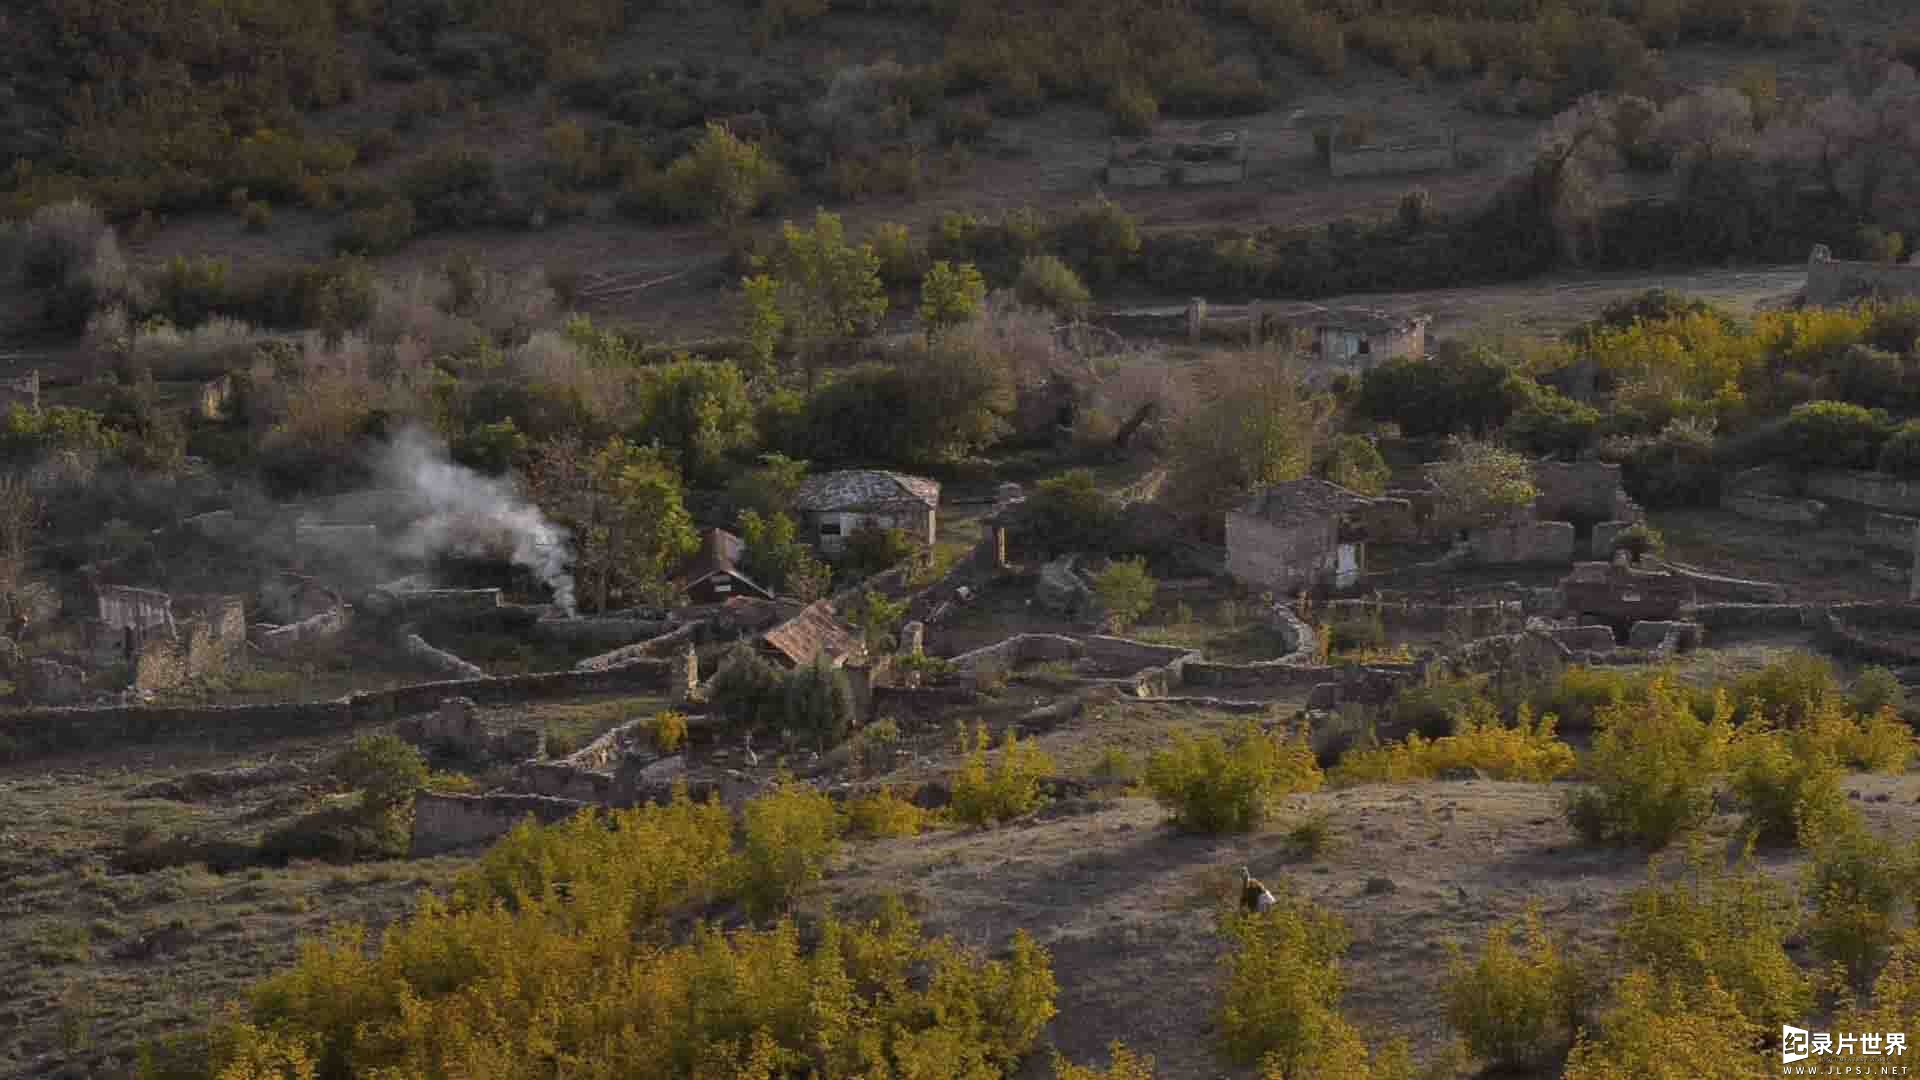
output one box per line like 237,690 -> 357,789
845,589 -> 909,650
1429,438 -> 1538,531
527,435 -> 698,612
741,273 -> 785,378
1320,434 -> 1390,495
901,332 -> 1015,463
670,122 -> 786,232
1093,558 -> 1156,629
727,452 -> 809,518
738,509 -> 832,600
783,657 -> 858,747
332,734 -> 428,813
918,260 -> 987,332
637,356 -> 756,485
1013,254 -> 1092,315
709,642 -> 784,729
755,210 -> 887,384
1170,350 -> 1332,516
1017,469 -> 1122,556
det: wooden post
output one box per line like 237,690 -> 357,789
1186,298 -> 1206,343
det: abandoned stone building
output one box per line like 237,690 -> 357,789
1270,306 -> 1431,369
1104,130 -> 1248,188
1225,478 -> 1383,595
758,599 -> 864,669
793,470 -> 940,555
674,528 -> 774,605
1326,132 -> 1458,179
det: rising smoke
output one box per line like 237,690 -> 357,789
375,427 -> 577,615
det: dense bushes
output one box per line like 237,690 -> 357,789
1443,907 -> 1590,1070
1565,680 -> 1733,848
1356,347 -> 1525,439
1334,708 -> 1575,785
950,724 -> 1054,826
1144,722 -> 1323,833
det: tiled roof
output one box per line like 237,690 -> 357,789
793,470 -> 940,511
1234,478 -> 1375,523
760,600 -> 863,668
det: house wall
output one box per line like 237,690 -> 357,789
1467,521 -> 1576,565
1105,162 -> 1170,187
410,792 -> 587,856
1532,460 -> 1630,523
1806,246 -> 1920,305
805,505 -> 936,554
1328,142 -> 1456,178
1225,512 -> 1338,594
1313,325 -> 1422,367
1176,160 -> 1247,185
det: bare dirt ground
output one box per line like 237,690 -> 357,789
1654,507 -> 1908,604
829,773 -> 1920,1080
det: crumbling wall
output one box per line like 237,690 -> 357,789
575,622 -> 702,671
404,634 -> 487,680
410,791 -> 587,856
1532,461 -> 1631,523
252,608 -> 350,658
1686,603 -> 1815,631
1468,521 -> 1575,566
1662,563 -> 1787,604
1805,470 -> 1920,515
1324,598 -> 1524,638
1865,512 -> 1920,554
1723,492 -> 1826,525
534,616 -> 674,647
948,634 -> 1085,672
1806,246 -> 1920,306
1328,140 -> 1456,178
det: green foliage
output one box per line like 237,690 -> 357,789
1144,721 -> 1323,833
1565,680 -> 1732,849
1610,522 -> 1664,562
782,658 -> 858,748
1105,84 -> 1159,135
335,200 -> 418,255
844,589 -> 909,651
726,453 -> 809,518
1560,970 -> 1769,1080
1728,653 -> 1841,727
1356,347 -> 1524,439
1881,421 -> 1920,477
844,786 -> 928,839
1429,438 -> 1538,530
1016,469 -> 1121,557
738,509 -> 832,601
1014,255 -> 1092,315
1334,708 -> 1576,785
739,780 -> 842,920
708,643 -> 785,730
1769,400 -> 1893,471
650,710 -> 688,754
526,436 -> 697,611
637,356 -> 755,485
1505,384 -> 1601,460
1617,844 -> 1810,1027
1170,350 -> 1331,515
405,145 -> 502,231
752,210 -> 888,374
842,522 -> 919,580
0,404 -> 122,463
664,123 -> 786,229
1804,812 -> 1908,989
1092,557 -> 1156,629
919,260 -> 988,330
332,734 -> 428,812
1608,420 -> 1721,509
1054,196 -> 1140,286
1853,666 -> 1908,717
1053,1042 -> 1156,1080
1217,893 -> 1364,1073
950,723 -> 1055,826
1443,905 -> 1590,1070
1320,434 -> 1390,495
1728,720 -> 1847,847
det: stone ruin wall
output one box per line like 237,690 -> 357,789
1328,141 -> 1456,179
1806,246 -> 1920,306
410,791 -> 587,857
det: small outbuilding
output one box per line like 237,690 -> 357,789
1267,307 -> 1429,368
758,600 -> 865,670
1226,478 -> 1381,596
674,528 -> 774,605
793,470 -> 940,555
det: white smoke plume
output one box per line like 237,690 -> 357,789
375,427 -> 576,615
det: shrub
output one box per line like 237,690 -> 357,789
844,786 -> 928,839
1016,469 -> 1121,556
1609,419 -> 1720,509
1217,893 -> 1364,1072
782,657 -> 857,748
1091,747 -> 1141,786
331,734 -> 427,812
1429,437 -> 1538,530
335,199 -> 418,255
1319,434 -> 1390,495
1836,927 -> 1920,1042
1334,708 -> 1576,785
1355,346 -> 1524,439
1505,385 -> 1601,460
1729,653 -> 1841,727
1879,421 -> 1920,476
1284,813 -> 1336,859
1326,612 -> 1386,654
242,201 -> 273,233
650,710 -> 688,753
918,260 -> 988,329
1770,400 -> 1892,471
1093,557 -> 1157,629
1727,721 -> 1847,847
406,144 -> 502,230
1609,521 -> 1663,563
1443,905 -> 1590,1069
1054,195 -> 1140,285
1852,666 -> 1907,718
1617,843 -> 1810,1027
1804,812 -> 1907,989
1565,680 -> 1732,848
739,780 -> 842,920
950,723 -> 1054,826
1105,83 -> 1159,135
1560,970 -> 1769,1080
708,642 -> 784,729
1053,1042 -> 1156,1080
1015,254 -> 1093,315
1145,721 -> 1323,833
841,522 -> 919,580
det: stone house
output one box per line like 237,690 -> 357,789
1560,561 -> 1695,624
793,470 -> 940,555
1226,478 -> 1383,596
674,528 -> 774,605
758,599 -> 865,670
1261,307 -> 1429,369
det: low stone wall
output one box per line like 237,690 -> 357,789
1324,598 -> 1525,638
1723,491 -> 1826,526
1544,625 -> 1618,652
1627,620 -> 1704,651
871,684 -> 983,720
1805,470 -> 1920,516
575,622 -> 702,671
1077,635 -> 1199,675
252,608 -> 350,658
404,634 -> 487,680
534,616 -> 674,648
1328,141 -> 1456,178
410,791 -> 587,857
1865,513 -> 1920,555
1662,563 -> 1788,604
0,658 -> 680,760
1468,521 -> 1575,566
1686,603 -> 1815,631
1821,607 -> 1920,665
948,634 -> 1083,672
514,761 -> 617,803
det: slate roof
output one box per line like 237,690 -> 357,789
793,470 -> 940,512
760,600 -> 863,668
1233,478 -> 1376,524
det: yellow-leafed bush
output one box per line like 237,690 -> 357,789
950,723 -> 1055,826
1443,905 -> 1591,1069
1145,721 -> 1323,833
1565,680 -> 1733,848
1617,843 -> 1809,1028
1054,1041 -> 1156,1080
1561,970 -> 1770,1080
844,785 -> 928,839
1334,707 -> 1575,785
1728,721 -> 1848,847
650,709 -> 688,753
739,780 -> 842,920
